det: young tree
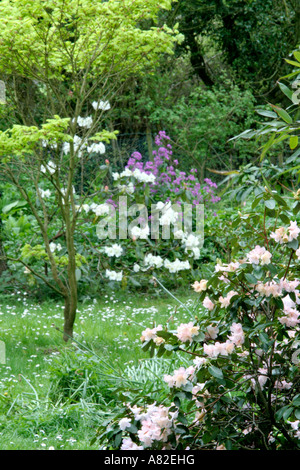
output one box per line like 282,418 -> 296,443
0,0 -> 180,341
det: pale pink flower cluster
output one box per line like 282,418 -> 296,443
193,356 -> 207,368
192,382 -> 206,395
296,248 -> 300,260
175,322 -> 199,343
256,278 -> 300,298
280,278 -> 300,293
164,366 -> 195,388
119,417 -> 132,431
228,322 -> 245,346
121,437 -> 143,450
140,325 -> 164,345
279,294 -> 300,327
290,421 -> 300,440
214,262 -> 240,273
256,280 -> 282,297
214,262 -> 240,284
204,341 -> 235,358
274,379 -> 293,390
206,325 -> 219,340
120,404 -> 179,449
192,279 -> 208,292
246,245 -> 272,265
203,297 -> 215,311
203,322 -> 244,358
270,221 -> 300,244
219,290 -> 238,308
137,406 -> 177,447
123,403 -> 178,449
192,383 -> 207,409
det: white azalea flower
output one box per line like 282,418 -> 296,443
92,100 -> 111,111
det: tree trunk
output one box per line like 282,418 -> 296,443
0,237 -> 8,276
63,203 -> 78,342
187,33 -> 214,87
0,199 -> 8,276
146,122 -> 153,160
63,290 -> 77,342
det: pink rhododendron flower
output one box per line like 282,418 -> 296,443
258,368 -> 268,388
192,383 -> 206,398
270,221 -> 300,244
204,340 -> 235,358
279,294 -> 300,327
246,245 -> 272,265
215,261 -> 240,273
288,221 -> 300,241
219,290 -> 238,308
164,366 -> 194,388
206,325 -> 219,339
193,356 -> 207,367
256,280 -> 282,297
123,403 -> 178,448
203,297 -> 215,311
270,226 -> 288,244
192,279 -> 208,292
274,380 -> 293,390
140,325 -> 163,343
121,437 -> 143,450
175,322 -> 199,342
119,417 -> 132,431
228,322 -> 245,346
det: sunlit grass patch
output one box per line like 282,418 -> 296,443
0,289 -> 196,449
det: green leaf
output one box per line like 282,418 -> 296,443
256,108 -> 278,118
264,199 -> 276,210
289,135 -> 298,150
293,50 -> 300,62
293,202 -> 300,215
127,424 -> 138,434
279,213 -> 290,224
175,424 -> 189,435
113,431 -> 123,448
75,268 -> 81,281
283,407 -> 294,421
287,238 -> 299,250
278,82 -> 293,101
271,105 -> 293,124
284,58 -> 300,68
192,331 -> 205,342
2,200 -> 27,213
252,195 -> 263,209
286,146 -> 300,164
244,273 -> 258,284
208,365 -> 223,380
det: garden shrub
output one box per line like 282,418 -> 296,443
94,186 -> 300,450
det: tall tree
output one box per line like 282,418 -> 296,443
167,0 -> 298,95
0,0 -> 179,340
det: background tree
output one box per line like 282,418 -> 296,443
0,0 -> 180,341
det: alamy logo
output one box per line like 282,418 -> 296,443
96,197 -> 204,243
0,341 -> 5,364
0,80 -> 5,104
292,349 -> 300,366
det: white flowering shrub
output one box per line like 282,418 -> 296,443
95,188 -> 300,450
1,120 -> 220,297
86,131 -> 221,290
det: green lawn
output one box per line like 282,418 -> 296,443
0,289 -> 197,450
